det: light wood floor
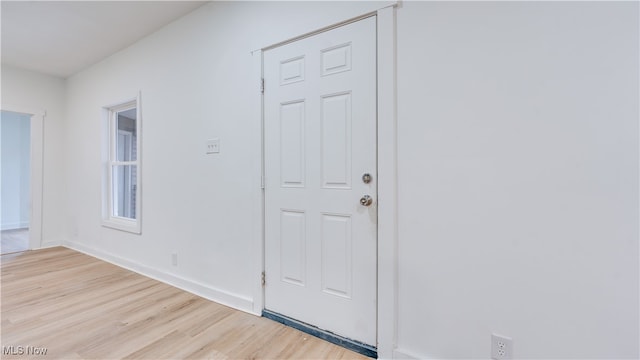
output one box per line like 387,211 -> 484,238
1,247 -> 370,359
1,229 -> 29,255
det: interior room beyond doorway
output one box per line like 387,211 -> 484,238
1,110 -> 31,254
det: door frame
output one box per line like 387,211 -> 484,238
251,4 -> 398,358
1,104 -> 45,251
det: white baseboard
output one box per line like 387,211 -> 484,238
393,348 -> 422,359
63,240 -> 255,315
38,240 -> 61,249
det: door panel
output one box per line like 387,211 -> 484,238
264,16 -> 377,346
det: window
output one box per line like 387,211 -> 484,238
103,97 -> 141,233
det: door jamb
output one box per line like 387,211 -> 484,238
1,105 -> 45,251
251,4 -> 398,358
376,6 -> 398,359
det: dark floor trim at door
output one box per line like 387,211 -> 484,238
262,309 -> 377,358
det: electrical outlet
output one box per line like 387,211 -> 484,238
172,253 -> 178,266
206,138 -> 220,154
491,334 -> 513,360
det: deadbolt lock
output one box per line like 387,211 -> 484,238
362,173 -> 372,184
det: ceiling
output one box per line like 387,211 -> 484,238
1,1 -> 209,78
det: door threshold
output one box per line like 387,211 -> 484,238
262,309 -> 377,358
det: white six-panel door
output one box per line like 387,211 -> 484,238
264,16 -> 377,346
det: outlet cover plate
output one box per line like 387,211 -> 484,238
491,333 -> 513,360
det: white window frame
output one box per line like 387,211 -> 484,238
102,94 -> 142,234
115,129 -> 134,218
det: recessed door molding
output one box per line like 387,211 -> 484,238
1,104 -> 45,251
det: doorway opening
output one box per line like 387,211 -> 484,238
1,110 -> 31,254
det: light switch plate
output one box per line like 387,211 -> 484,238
206,138 -> 220,154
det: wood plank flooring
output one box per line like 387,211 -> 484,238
1,247 -> 370,359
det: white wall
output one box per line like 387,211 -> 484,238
62,1 -> 638,359
64,0 -> 391,313
1,66 -> 67,246
1,111 -> 31,230
395,2 -> 638,359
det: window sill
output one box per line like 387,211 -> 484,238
102,217 -> 141,234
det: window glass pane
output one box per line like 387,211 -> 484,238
112,165 -> 137,219
116,109 -> 137,161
